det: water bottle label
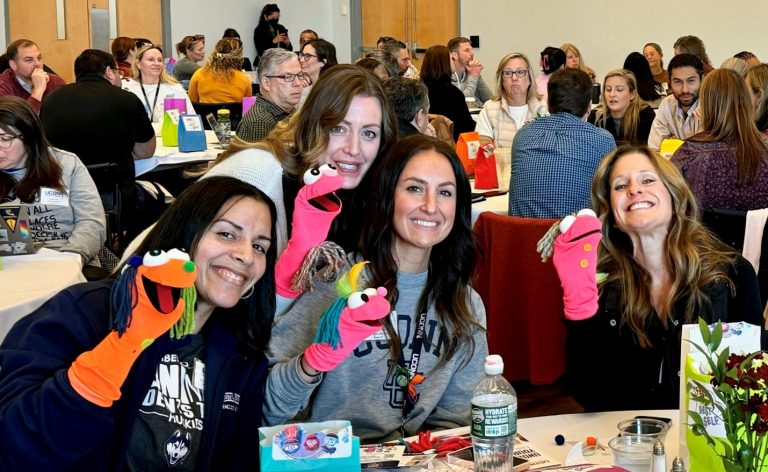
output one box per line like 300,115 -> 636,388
470,404 -> 516,439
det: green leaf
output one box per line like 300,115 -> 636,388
699,317 -> 711,344
709,320 -> 724,351
723,459 -> 744,472
709,320 -> 723,351
721,440 -> 735,459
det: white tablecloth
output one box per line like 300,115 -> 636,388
135,127 -> 221,177
518,409 -> 679,469
406,409 -> 679,471
0,248 -> 86,341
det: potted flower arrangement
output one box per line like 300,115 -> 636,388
687,319 -> 768,471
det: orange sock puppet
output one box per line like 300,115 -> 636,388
68,249 -> 197,407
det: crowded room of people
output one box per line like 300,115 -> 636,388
2,1 -> 768,470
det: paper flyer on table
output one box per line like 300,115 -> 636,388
380,428 -> 560,470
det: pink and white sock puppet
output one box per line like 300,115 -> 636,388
276,164 -> 346,299
552,209 -> 603,321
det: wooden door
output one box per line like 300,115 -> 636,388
360,0 -> 458,69
7,0 -> 162,84
8,0 -> 91,83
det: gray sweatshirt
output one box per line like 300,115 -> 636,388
4,148 -> 106,265
452,70 -> 493,106
264,265 -> 489,443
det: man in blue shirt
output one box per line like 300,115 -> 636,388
509,68 -> 615,218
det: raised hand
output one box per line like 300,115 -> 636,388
303,263 -> 391,372
68,249 -> 197,407
275,164 -> 344,298
552,209 -> 602,321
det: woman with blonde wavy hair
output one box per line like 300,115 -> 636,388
560,43 -> 596,80
201,64 -> 398,254
188,37 -> 252,103
588,69 -> 656,145
560,144 -> 763,412
475,52 -> 547,148
671,68 -> 768,210
122,44 -> 195,122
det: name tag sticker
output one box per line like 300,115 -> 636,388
39,187 -> 69,206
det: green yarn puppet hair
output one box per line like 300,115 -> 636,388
169,286 -> 197,339
110,252 -> 198,340
312,261 -> 368,349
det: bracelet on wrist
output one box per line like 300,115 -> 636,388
297,354 -> 322,380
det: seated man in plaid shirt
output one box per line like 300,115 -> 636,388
509,68 -> 615,219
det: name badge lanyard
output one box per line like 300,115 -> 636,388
396,311 -> 428,423
139,81 -> 160,120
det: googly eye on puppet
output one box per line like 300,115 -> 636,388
110,248 -> 198,340
303,163 -> 338,185
312,261 -> 388,349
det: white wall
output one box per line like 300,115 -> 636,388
459,0 -> 768,89
167,0 -> 351,65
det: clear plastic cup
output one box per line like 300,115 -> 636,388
617,418 -> 669,441
609,435 -> 655,472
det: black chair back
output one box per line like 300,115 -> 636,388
191,102 -> 242,130
85,163 -> 124,253
702,208 -> 768,309
701,208 -> 747,252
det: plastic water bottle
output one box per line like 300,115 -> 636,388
471,355 -> 517,472
216,109 -> 231,148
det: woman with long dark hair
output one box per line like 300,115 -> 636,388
623,52 -> 663,107
253,3 -> 291,64
0,96 -> 105,267
265,135 -> 488,442
0,176 -> 278,469
421,45 -> 475,141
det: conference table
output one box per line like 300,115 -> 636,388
134,127 -> 223,177
0,248 -> 86,342
397,409 -> 679,471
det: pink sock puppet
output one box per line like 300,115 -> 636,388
276,164 -> 344,299
303,262 -> 391,372
553,209 -> 603,321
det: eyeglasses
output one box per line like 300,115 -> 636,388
297,52 -> 317,61
264,72 -> 309,83
502,69 -> 529,79
112,67 -> 125,79
193,34 -> 205,41
0,134 -> 21,148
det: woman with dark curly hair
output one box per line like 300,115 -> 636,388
265,135 -> 488,442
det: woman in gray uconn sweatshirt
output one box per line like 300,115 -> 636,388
264,135 -> 489,443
